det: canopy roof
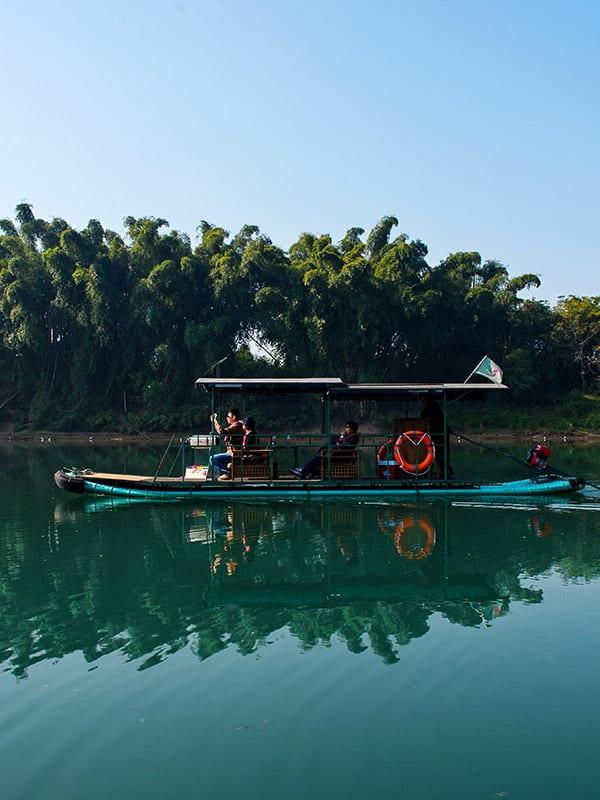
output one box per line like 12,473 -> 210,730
195,377 -> 508,397
195,377 -> 345,394
330,382 -> 508,400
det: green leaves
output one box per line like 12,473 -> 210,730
0,204 -> 595,428
554,296 -> 600,390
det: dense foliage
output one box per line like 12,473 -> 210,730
0,204 -> 598,430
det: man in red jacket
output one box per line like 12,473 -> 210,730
209,408 -> 244,479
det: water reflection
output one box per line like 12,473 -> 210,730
4,492 -> 600,678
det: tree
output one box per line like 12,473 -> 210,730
554,296 -> 600,391
0,203 -> 595,428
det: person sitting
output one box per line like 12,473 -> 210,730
231,416 -> 260,474
290,421 -> 360,479
214,415 -> 260,481
209,407 -> 244,479
240,416 -> 258,451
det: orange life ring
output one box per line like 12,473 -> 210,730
392,516 -> 436,560
377,441 -> 394,461
393,430 -> 435,475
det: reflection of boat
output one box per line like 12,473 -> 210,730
54,377 -> 585,500
209,575 -> 500,607
162,504 -> 507,612
53,495 -> 155,520
18,497 -> 583,675
378,512 -> 437,559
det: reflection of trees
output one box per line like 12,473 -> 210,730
2,485 -> 600,677
288,601 -> 430,665
555,514 -> 600,581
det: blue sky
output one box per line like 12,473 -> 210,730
2,0 -> 598,303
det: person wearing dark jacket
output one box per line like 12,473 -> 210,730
240,416 -> 258,451
290,421 -> 360,479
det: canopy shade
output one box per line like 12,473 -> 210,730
195,377 -> 508,398
330,382 -> 509,400
195,377 -> 346,394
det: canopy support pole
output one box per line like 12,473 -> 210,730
322,391 -> 331,480
443,391 -> 448,481
208,388 -> 216,478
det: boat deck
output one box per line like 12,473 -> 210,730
54,469 -> 584,499
89,471 -> 470,487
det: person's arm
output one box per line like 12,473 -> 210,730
335,433 -> 359,448
210,413 -> 223,435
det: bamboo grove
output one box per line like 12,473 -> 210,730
0,203 -> 598,430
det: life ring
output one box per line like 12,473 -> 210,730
393,431 -> 435,475
377,441 -> 394,461
392,516 -> 436,560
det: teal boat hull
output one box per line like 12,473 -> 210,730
54,470 -> 584,501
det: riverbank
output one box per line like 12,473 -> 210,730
2,428 -> 599,445
2,395 -> 599,444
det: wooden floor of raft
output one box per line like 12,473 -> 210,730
88,471 -> 445,486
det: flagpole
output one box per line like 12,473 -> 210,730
464,356 -> 485,384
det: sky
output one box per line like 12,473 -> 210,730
1,0 -> 598,304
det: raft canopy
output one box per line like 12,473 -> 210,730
195,377 -> 346,394
330,383 -> 509,400
195,377 -> 508,398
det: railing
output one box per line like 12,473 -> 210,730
184,431 -> 451,484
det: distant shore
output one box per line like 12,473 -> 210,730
2,429 -> 599,445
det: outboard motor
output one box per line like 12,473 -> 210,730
526,443 -> 552,469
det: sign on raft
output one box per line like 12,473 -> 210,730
184,465 -> 209,481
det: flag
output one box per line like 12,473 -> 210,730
466,355 -> 503,384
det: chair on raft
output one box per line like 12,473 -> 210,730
230,441 -> 278,480
320,448 -> 360,479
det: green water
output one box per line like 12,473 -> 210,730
2,442 -> 600,799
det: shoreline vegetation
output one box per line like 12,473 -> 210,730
4,389 -> 600,443
3,408 -> 600,445
2,432 -> 599,445
1,205 -> 599,436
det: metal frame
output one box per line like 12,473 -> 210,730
188,376 -> 509,487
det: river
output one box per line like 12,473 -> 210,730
1,442 -> 600,799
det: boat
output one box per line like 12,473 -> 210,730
54,376 -> 586,500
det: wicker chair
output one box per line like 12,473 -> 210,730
320,448 -> 360,479
230,447 -> 277,480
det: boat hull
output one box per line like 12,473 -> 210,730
54,469 -> 585,501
